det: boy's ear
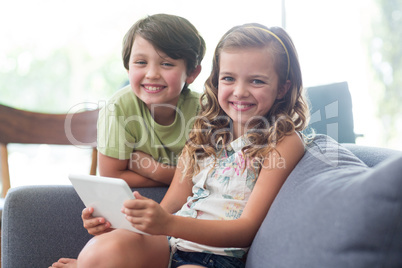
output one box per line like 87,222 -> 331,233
277,80 -> 291,99
186,65 -> 202,85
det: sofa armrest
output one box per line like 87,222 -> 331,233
1,185 -> 168,267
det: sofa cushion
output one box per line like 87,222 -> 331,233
343,143 -> 400,167
246,134 -> 402,268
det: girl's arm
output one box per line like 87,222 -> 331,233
98,152 -> 167,188
159,154 -> 194,214
168,132 -> 305,247
124,132 -> 304,247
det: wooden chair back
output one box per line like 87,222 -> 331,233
0,103 -> 99,198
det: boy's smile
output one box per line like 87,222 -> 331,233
142,84 -> 166,93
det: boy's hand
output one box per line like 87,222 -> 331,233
122,191 -> 173,235
82,207 -> 112,236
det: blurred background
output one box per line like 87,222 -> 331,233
1,0 -> 401,187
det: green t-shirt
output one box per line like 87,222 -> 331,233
97,85 -> 200,165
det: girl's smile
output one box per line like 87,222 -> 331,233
230,101 -> 255,111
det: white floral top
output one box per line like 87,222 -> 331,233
170,135 -> 261,258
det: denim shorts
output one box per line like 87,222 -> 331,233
170,249 -> 245,268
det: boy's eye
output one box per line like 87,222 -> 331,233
252,79 -> 265,85
134,61 -> 147,65
162,62 -> 174,67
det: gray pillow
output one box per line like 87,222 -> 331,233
246,134 -> 402,268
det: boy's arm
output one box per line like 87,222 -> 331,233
98,152 -> 167,187
128,151 -> 176,185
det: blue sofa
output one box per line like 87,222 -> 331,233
2,82 -> 402,267
2,136 -> 401,268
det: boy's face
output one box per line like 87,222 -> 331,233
127,36 -> 197,111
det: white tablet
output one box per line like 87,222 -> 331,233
69,174 -> 148,235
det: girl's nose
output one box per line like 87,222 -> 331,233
233,83 -> 250,98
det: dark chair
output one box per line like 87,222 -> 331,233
304,81 -> 360,143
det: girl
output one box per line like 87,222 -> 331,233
53,23 -> 309,268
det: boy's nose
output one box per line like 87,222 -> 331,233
146,65 -> 161,79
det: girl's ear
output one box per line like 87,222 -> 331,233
277,80 -> 291,99
186,65 -> 202,85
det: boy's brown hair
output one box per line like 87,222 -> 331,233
122,13 -> 206,75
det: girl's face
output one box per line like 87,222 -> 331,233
217,47 -> 287,138
127,36 -> 198,110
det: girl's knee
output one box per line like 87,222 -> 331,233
77,229 -> 169,267
77,230 -> 138,265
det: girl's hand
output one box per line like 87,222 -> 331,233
82,207 -> 112,236
122,191 -> 173,235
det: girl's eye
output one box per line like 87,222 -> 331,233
162,62 -> 174,67
222,76 -> 234,82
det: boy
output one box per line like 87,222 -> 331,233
50,13 -> 205,268
97,14 -> 205,187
